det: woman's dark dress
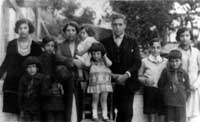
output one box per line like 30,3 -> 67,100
0,39 -> 42,114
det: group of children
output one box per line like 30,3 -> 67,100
139,27 -> 200,122
18,36 -> 66,122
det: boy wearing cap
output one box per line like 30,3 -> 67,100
18,56 -> 46,122
158,50 -> 191,122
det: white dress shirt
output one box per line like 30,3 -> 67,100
113,33 -> 124,47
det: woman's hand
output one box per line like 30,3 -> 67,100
145,77 -> 155,86
73,59 -> 83,68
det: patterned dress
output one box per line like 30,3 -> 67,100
87,61 -> 113,93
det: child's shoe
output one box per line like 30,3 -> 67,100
102,110 -> 109,122
102,117 -> 110,122
92,109 -> 98,122
92,117 -> 99,122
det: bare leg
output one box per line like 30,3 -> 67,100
159,115 -> 165,122
149,114 -> 156,122
100,92 -> 109,119
92,93 -> 99,119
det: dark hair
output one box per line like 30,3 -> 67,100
89,43 -> 106,56
149,38 -> 161,46
63,21 -> 79,34
42,36 -> 56,48
111,13 -> 127,24
80,25 -> 95,37
176,27 -> 193,42
168,50 -> 182,60
23,56 -> 42,72
15,19 -> 35,34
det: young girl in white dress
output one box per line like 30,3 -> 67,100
86,43 -> 113,121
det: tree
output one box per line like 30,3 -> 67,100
40,0 -> 96,38
110,1 -> 173,46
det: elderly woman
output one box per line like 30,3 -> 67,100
56,21 -> 83,122
0,19 -> 42,122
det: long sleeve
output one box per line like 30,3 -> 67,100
56,44 -> 74,67
77,37 -> 98,56
18,76 -> 26,111
127,41 -> 141,77
191,52 -> 200,89
0,42 -> 12,78
158,69 -> 167,89
0,55 -> 8,79
41,76 -> 52,96
138,61 -> 146,84
183,71 -> 191,97
76,53 -> 91,68
103,54 -> 112,67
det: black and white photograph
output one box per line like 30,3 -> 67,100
0,0 -> 200,122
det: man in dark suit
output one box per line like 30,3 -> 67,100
101,14 -> 141,122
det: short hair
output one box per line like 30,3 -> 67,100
111,13 -> 127,24
168,50 -> 182,60
149,38 -> 161,46
15,19 -> 35,34
42,36 -> 57,48
89,42 -> 106,56
176,27 -> 193,42
80,25 -> 95,37
63,21 -> 79,34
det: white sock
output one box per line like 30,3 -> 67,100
92,109 -> 98,118
102,110 -> 108,119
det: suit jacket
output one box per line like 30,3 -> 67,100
101,35 -> 141,93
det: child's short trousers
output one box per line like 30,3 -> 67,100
143,86 -> 165,115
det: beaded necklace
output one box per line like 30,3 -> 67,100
17,39 -> 32,56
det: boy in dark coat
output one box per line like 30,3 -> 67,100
41,67 -> 65,122
39,36 -> 56,76
158,50 -> 191,122
18,56 -> 45,122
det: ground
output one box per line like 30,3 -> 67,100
81,93 -> 148,122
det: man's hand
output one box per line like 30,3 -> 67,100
20,111 -> 24,118
115,73 -> 129,86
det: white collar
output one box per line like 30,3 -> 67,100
148,54 -> 163,64
113,33 -> 124,39
113,33 -> 125,47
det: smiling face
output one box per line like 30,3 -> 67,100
18,23 -> 30,38
112,18 -> 126,37
64,25 -> 77,41
150,41 -> 161,57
